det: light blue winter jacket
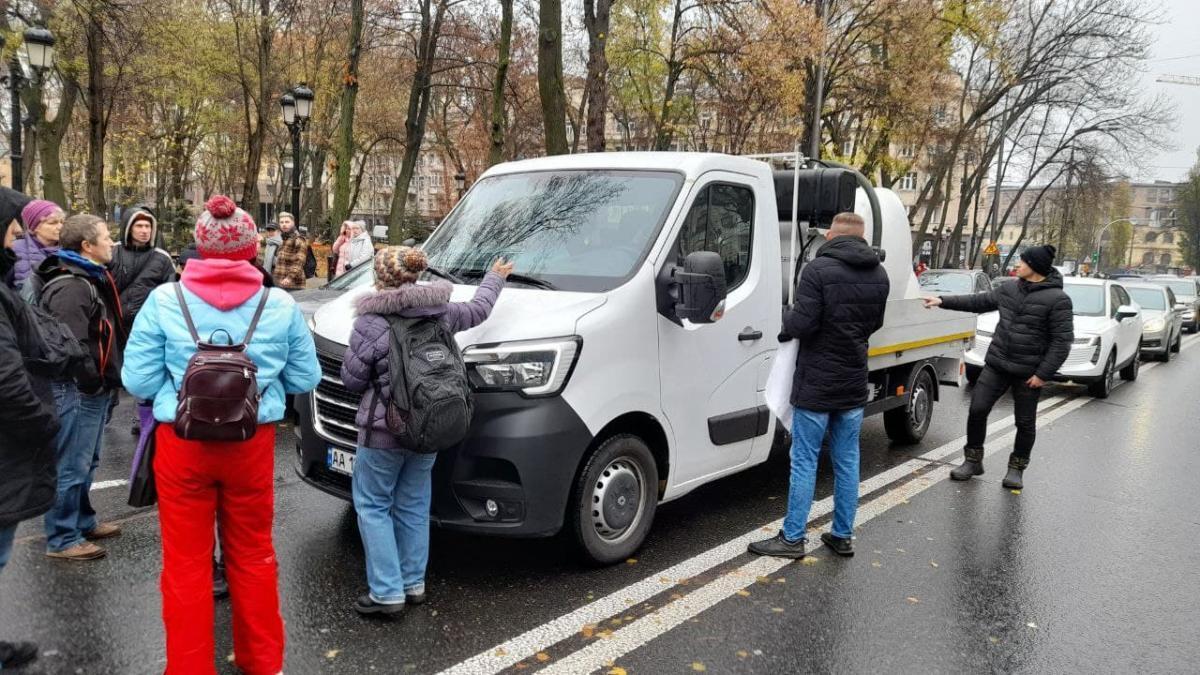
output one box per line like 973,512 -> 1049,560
121,278 -> 321,424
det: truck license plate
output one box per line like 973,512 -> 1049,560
327,447 -> 355,476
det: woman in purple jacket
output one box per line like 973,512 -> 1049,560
341,246 -> 511,615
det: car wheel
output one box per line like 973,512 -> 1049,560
1088,353 -> 1116,399
1120,349 -> 1140,381
567,434 -> 659,565
885,368 -> 934,445
1161,341 -> 1173,362
1172,331 -> 1182,354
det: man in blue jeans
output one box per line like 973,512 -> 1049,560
749,213 -> 889,559
38,214 -> 127,561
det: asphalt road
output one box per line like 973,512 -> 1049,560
3,337 -> 1199,674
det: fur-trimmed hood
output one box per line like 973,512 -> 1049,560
355,280 -> 454,316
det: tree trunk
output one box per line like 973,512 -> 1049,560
488,0 -> 513,166
23,79 -> 77,207
85,11 -> 106,216
240,0 -> 273,214
537,0 -> 568,155
582,0 -> 612,153
387,0 -> 448,242
330,0 -> 365,235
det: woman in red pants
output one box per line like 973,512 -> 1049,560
122,196 -> 321,673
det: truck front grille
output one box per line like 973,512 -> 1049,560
314,349 -> 361,446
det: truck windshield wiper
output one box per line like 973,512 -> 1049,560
424,265 -> 463,284
505,273 -> 557,290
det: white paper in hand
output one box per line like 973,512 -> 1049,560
765,339 -> 798,431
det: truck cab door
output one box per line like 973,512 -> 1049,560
657,175 -> 775,489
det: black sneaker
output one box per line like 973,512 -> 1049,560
213,559 -> 229,599
747,532 -> 806,559
0,641 -> 38,669
405,590 -> 427,606
820,532 -> 855,557
354,594 -> 405,616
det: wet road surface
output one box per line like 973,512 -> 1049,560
2,337 -> 1198,673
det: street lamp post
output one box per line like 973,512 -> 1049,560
1,26 -> 56,192
279,83 -> 313,219
1093,218 -> 1134,275
454,171 -> 466,199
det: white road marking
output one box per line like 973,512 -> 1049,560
444,334 -> 1198,674
90,479 -> 128,491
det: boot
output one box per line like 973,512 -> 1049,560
213,558 -> 229,599
950,446 -> 985,481
1002,455 -> 1029,490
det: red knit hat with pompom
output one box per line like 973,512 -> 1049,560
195,195 -> 259,261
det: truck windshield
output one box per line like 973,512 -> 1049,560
1064,284 -> 1105,316
1127,287 -> 1165,310
421,170 -> 684,292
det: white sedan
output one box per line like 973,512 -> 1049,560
963,278 -> 1143,398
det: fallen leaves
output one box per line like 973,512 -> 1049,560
581,624 -> 598,638
1026,622 -> 1038,629
736,650 -> 750,659
626,558 -> 638,565
325,649 -> 340,659
736,590 -> 751,597
1011,489 -> 1022,495
535,652 -> 551,663
871,561 -> 882,568
607,667 -> 627,675
692,662 -> 708,671
906,596 -> 921,604
930,561 -> 939,568
771,607 -> 785,613
494,647 -> 509,657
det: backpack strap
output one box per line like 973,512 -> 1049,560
172,283 -> 201,344
241,289 -> 271,346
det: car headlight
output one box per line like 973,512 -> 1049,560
1073,334 -> 1099,346
463,337 -> 582,396
1144,318 -> 1165,332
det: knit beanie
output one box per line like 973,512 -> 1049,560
1021,244 -> 1057,276
194,195 -> 259,261
374,246 -> 428,289
22,199 -> 61,232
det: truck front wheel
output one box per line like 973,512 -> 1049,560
884,369 -> 934,445
567,434 -> 659,565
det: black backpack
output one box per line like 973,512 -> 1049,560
304,245 -> 317,279
21,274 -> 91,378
381,316 -> 473,453
172,284 -> 270,442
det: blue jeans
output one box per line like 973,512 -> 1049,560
782,406 -> 864,543
44,388 -> 112,552
0,524 -> 16,573
351,447 -> 437,604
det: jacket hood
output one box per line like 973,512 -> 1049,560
120,207 -> 160,249
0,187 -> 31,228
355,281 -> 453,316
1021,269 -> 1064,292
819,236 -> 881,269
180,258 -> 265,311
0,247 -> 15,279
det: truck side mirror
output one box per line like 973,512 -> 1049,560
674,252 -> 728,324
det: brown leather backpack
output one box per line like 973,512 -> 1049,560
172,283 -> 269,442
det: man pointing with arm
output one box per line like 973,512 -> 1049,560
924,244 -> 1073,489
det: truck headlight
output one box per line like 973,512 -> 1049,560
1144,318 -> 1165,332
463,337 -> 582,396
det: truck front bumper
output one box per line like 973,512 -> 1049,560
296,390 -> 594,538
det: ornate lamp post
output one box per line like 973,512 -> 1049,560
279,82 -> 314,218
1,26 -> 56,192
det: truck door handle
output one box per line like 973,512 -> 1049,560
738,328 -> 763,342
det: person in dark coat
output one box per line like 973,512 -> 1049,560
0,217 -> 60,669
340,247 -> 509,615
110,206 -> 176,333
37,214 -> 127,561
924,244 -> 1073,489
750,213 -> 889,560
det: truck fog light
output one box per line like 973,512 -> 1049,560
485,499 -> 499,518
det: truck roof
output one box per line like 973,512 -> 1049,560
481,152 -> 772,181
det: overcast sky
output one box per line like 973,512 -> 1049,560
1141,0 -> 1200,182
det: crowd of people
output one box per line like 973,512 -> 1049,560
0,185 -> 513,672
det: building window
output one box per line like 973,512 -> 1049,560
1142,251 -> 1156,266
1164,232 -> 1175,244
899,171 -> 919,191
898,143 -> 917,158
1145,231 -> 1158,243
841,141 -> 855,157
1162,253 -> 1172,266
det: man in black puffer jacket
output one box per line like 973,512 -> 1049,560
750,212 -> 889,560
110,206 -> 175,334
0,216 -> 61,669
924,244 -> 1073,489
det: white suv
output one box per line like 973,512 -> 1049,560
964,278 -> 1143,398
